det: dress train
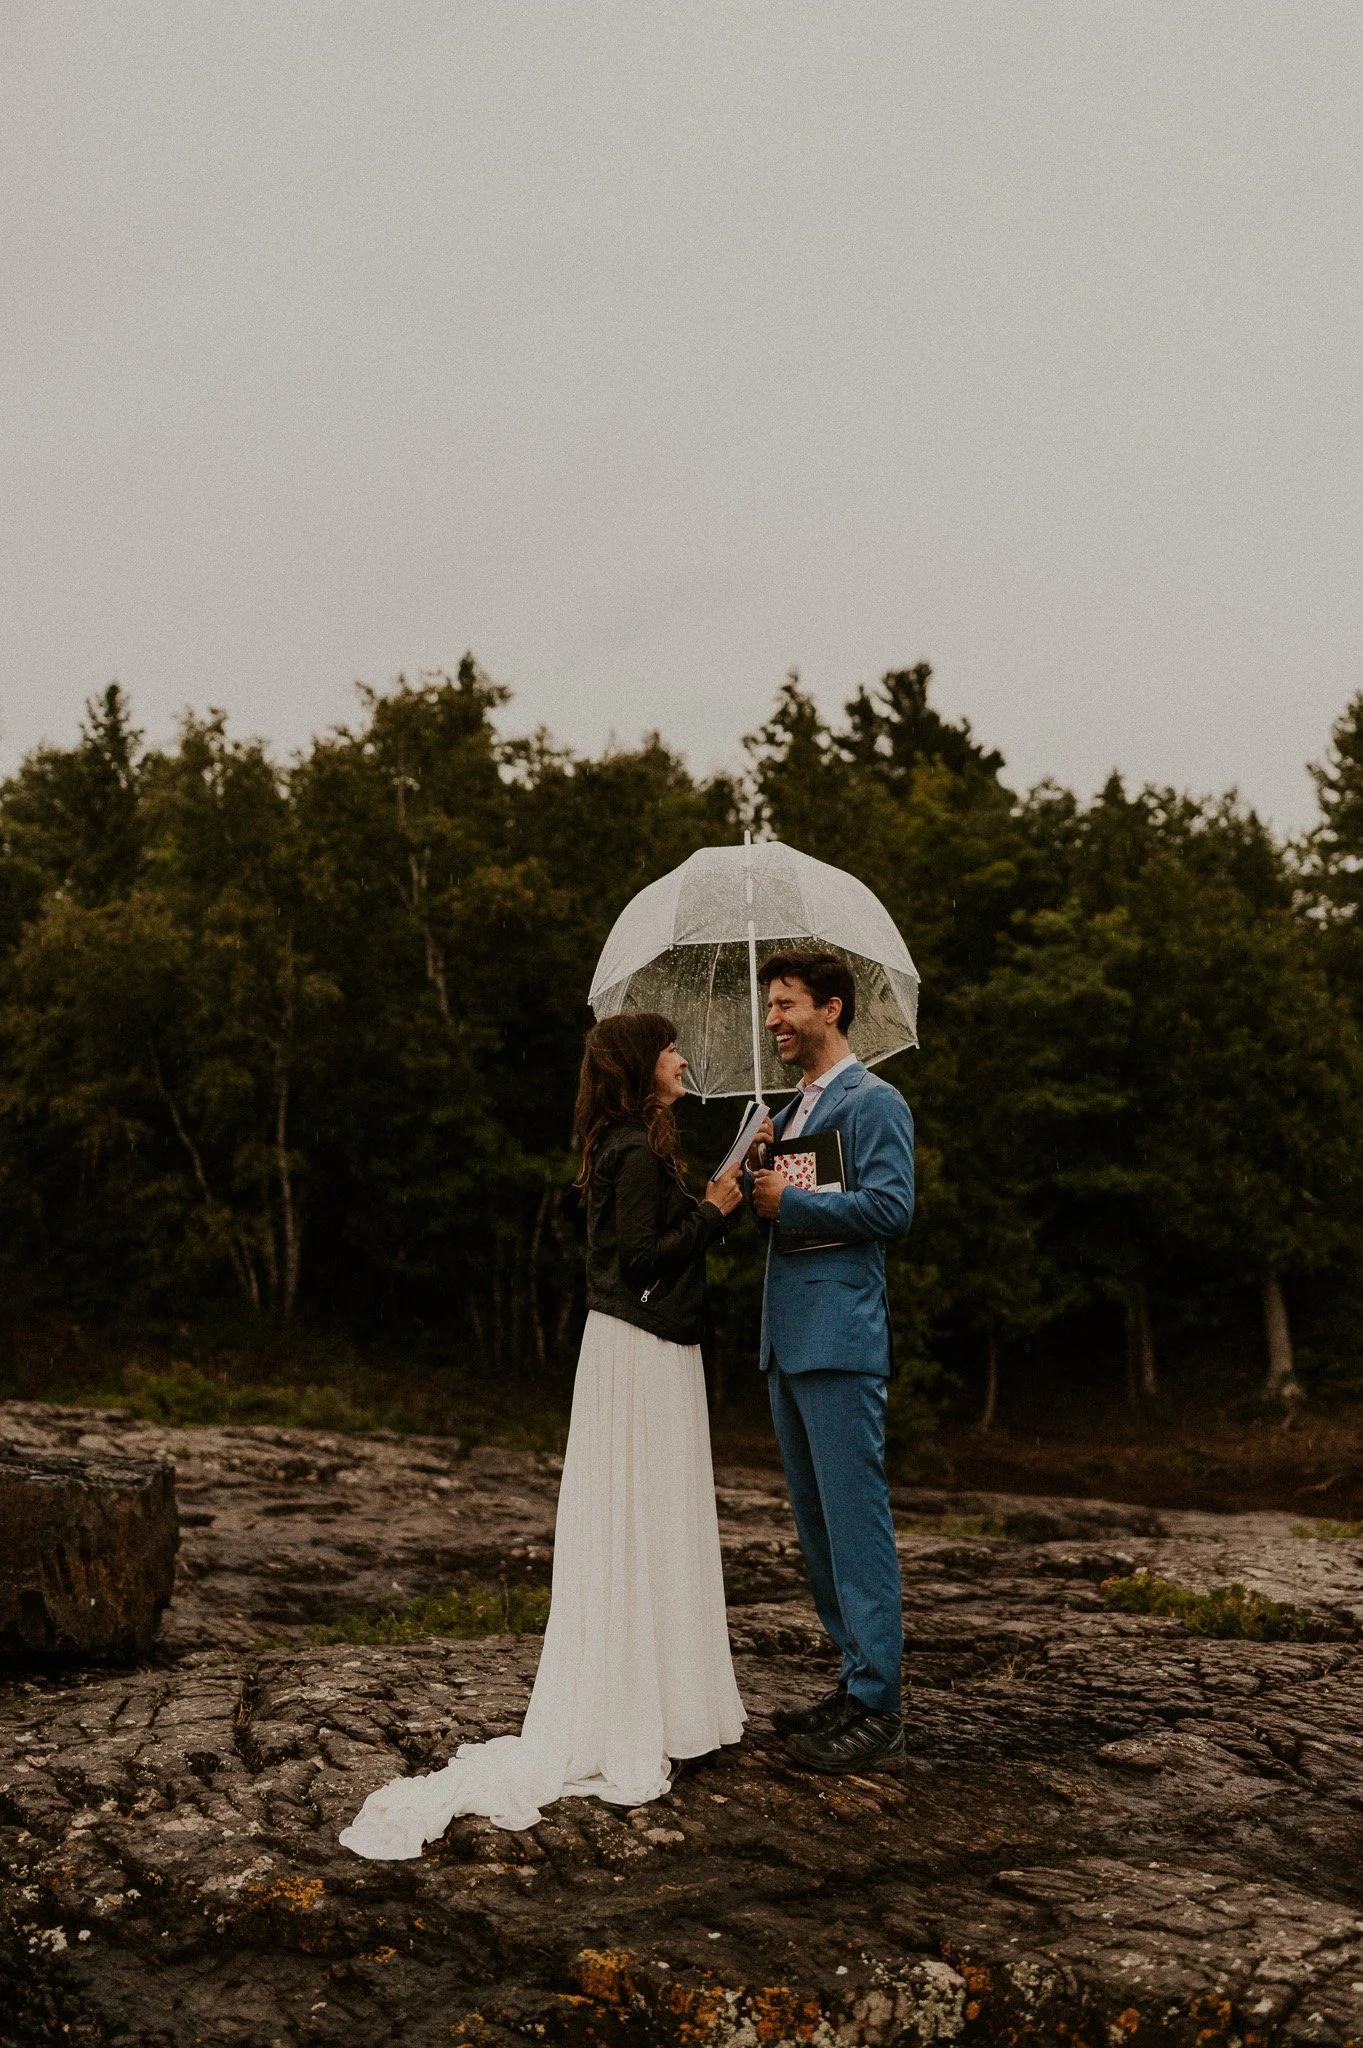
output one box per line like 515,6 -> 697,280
340,1312 -> 745,1856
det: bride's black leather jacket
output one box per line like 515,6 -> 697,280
584,1120 -> 726,1346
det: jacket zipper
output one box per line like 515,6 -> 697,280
641,1180 -> 716,1303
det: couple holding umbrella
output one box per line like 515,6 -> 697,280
342,837 -> 919,1857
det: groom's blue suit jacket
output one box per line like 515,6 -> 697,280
755,1061 -> 915,1377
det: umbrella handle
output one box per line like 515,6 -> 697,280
744,831 -> 763,1105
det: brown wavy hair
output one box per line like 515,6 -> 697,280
574,1011 -> 684,1191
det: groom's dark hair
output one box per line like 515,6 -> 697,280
758,949 -> 857,1034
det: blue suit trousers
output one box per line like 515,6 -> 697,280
767,1363 -> 903,1714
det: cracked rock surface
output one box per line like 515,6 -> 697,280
0,1401 -> 1361,2046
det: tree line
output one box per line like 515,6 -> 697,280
2,659 -> 1362,1424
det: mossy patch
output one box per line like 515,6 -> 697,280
79,1363 -> 380,1432
59,1356 -> 570,1449
897,1513 -> 1012,1540
1099,1571 -> 1329,1640
1291,1518 -> 1363,1541
301,1582 -> 551,1646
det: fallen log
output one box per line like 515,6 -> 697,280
0,1443 -> 177,1662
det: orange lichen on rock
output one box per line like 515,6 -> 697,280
655,1978 -> 731,2041
253,1874 -> 324,1912
572,1947 -> 638,2007
1191,1989 -> 1236,2046
571,1962 -> 830,2047
746,1984 -> 827,2041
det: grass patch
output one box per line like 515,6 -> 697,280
84,1364 -> 380,1432
897,1513 -> 1011,1540
1291,1518 -> 1363,1541
59,1359 -> 569,1450
1099,1571 -> 1328,1641
302,1582 -> 552,1646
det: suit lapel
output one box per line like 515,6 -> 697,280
772,1095 -> 802,1138
798,1061 -> 865,1138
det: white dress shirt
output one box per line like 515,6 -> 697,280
782,1052 -> 858,1141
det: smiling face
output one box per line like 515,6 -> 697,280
764,976 -> 845,1076
652,1041 -> 689,1104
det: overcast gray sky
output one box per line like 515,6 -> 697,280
2,1 -> 1359,829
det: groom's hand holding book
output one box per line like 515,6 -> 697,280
744,1114 -> 774,1169
742,1115 -> 785,1220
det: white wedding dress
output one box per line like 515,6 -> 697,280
340,1312 -> 746,1857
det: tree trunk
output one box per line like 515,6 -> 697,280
396,834 -> 453,1027
1135,1282 -> 1158,1402
1124,1281 -> 1158,1407
423,922 -> 453,1026
236,1241 -> 263,1318
1261,1271 -> 1305,1414
491,1235 -> 504,1377
979,1329 -> 999,1432
551,1191 -> 578,1364
273,935 -> 301,1325
258,1191 -> 280,1309
510,1223 -> 526,1376
274,1064 -> 300,1325
528,1189 -> 550,1376
150,1044 -> 261,1317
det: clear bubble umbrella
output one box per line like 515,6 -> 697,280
589,834 -> 920,1101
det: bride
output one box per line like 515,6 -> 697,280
341,1012 -> 746,1856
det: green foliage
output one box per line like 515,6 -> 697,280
1303,691 -> 1363,1018
896,1513 -> 1012,1539
3,657 -> 1363,1442
81,1364 -> 379,1433
884,1348 -> 952,1483
0,684 -> 145,939
1292,1519 -> 1363,1541
1307,691 -> 1363,920
57,1353 -> 571,1447
303,1582 -> 551,1645
1099,1572 -> 1329,1640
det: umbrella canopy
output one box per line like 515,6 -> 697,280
589,839 -> 920,1100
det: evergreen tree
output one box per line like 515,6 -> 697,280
1305,689 -> 1363,1004
840,662 -> 1005,794
0,684 -> 145,947
0,657 -> 1359,1425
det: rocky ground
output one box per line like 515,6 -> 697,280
0,1400 -> 1361,2048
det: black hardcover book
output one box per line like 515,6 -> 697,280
768,1127 -> 847,1255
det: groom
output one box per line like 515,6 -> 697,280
746,950 -> 915,1773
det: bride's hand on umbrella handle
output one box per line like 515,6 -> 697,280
704,1162 -> 745,1217
744,1116 -> 774,1170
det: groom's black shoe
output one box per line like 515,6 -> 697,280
786,1699 -> 907,1774
769,1684 -> 849,1738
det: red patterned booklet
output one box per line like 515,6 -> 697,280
769,1127 -> 847,1254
